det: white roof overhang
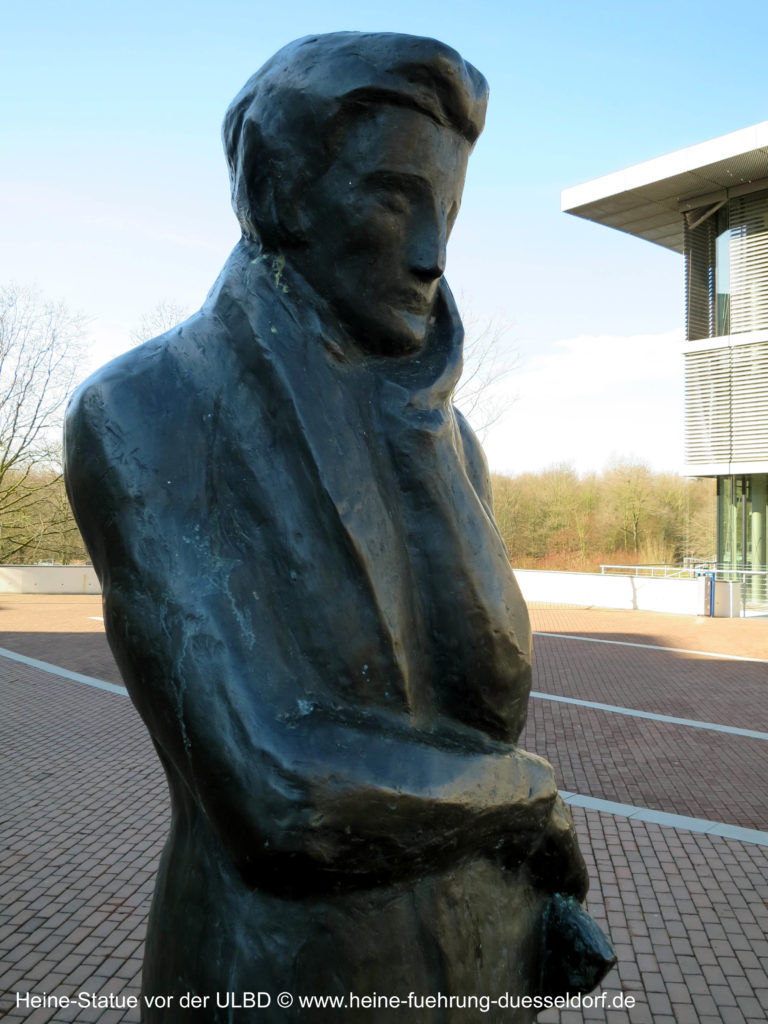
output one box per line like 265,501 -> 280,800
561,121 -> 768,253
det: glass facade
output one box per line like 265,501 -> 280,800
716,474 -> 767,602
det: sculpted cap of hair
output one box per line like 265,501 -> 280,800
223,31 -> 489,243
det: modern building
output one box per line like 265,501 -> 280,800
561,122 -> 768,601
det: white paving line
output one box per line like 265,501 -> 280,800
560,791 -> 768,847
533,630 -> 768,664
0,645 -> 128,696
4,644 -> 767,847
530,690 -> 768,741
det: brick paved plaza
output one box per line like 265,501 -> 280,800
1,595 -> 767,1022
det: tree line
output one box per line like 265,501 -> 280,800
491,463 -> 716,572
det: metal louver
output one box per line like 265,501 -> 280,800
731,342 -> 768,459
685,347 -> 731,463
684,215 -> 715,341
685,339 -> 768,467
729,192 -> 768,334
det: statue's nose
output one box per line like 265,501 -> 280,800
409,204 -> 447,282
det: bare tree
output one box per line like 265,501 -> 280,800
453,309 -> 517,440
0,284 -> 86,562
130,299 -> 191,346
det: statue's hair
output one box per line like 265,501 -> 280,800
222,32 -> 488,243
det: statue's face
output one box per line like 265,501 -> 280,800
291,105 -> 471,355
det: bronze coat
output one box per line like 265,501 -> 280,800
65,240 -> 584,1021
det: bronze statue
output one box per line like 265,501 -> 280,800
64,32 -> 614,1022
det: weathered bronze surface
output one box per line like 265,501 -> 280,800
65,32 -> 614,1021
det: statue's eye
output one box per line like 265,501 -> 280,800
378,188 -> 410,215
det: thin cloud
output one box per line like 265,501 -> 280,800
480,329 -> 684,476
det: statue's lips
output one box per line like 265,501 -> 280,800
387,286 -> 437,317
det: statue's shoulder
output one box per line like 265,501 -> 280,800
67,312 -> 221,451
66,339 -> 167,443
64,313 -> 227,505
64,315 -> 229,566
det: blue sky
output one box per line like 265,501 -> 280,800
4,0 -> 768,474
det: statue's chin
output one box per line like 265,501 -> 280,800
344,308 -> 429,359
392,309 -> 430,350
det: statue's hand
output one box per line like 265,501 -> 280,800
490,760 -> 588,902
525,795 -> 589,901
486,752 -> 556,870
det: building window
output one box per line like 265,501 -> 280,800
715,206 -> 730,336
684,188 -> 768,340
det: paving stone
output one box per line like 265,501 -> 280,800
645,989 -> 673,1014
738,995 -> 767,1017
668,1005 -> 702,1024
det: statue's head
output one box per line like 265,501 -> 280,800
223,33 -> 488,355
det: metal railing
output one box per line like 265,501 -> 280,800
599,561 -> 768,616
599,564 -> 700,578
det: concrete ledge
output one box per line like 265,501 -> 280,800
0,565 -> 100,594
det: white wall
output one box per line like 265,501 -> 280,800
513,569 -> 713,616
0,565 -> 100,594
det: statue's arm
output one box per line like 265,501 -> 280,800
102,572 -> 569,895
64,381 -> 583,897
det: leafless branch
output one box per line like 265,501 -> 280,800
130,299 -> 191,346
453,305 -> 518,440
